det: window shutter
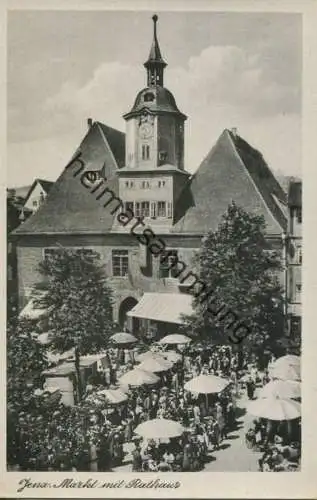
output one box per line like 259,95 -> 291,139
139,243 -> 147,268
150,201 -> 156,218
167,201 -> 173,219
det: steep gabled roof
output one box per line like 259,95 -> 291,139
38,179 -> 54,193
23,178 -> 54,206
14,122 -> 125,235
173,129 -> 287,235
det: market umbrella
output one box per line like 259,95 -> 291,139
185,374 -> 229,410
110,332 -> 138,344
158,334 -> 192,345
134,418 -> 184,439
272,355 -> 301,368
184,374 -> 229,394
247,397 -> 301,420
257,380 -> 301,400
138,357 -> 173,373
118,368 -> 160,387
96,388 -> 128,405
135,351 -> 166,363
162,351 -> 182,363
37,332 -> 52,345
269,363 -> 301,381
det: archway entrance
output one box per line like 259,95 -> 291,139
118,297 -> 138,332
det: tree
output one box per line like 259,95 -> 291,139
33,247 -> 115,401
7,315 -> 49,465
7,316 -> 48,409
185,202 -> 286,365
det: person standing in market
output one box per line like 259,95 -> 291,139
193,403 -> 201,425
246,375 -> 256,400
132,442 -> 142,472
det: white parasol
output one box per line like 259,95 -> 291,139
158,334 -> 192,345
135,351 -> 166,363
109,332 -> 138,344
269,363 -> 301,382
138,357 -> 173,373
95,388 -> 128,405
134,418 -> 184,439
257,380 -> 301,400
184,374 -> 229,394
118,368 -> 159,387
247,397 -> 301,420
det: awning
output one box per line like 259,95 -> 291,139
127,292 -> 194,325
19,296 -> 48,320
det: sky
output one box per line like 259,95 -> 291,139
7,10 -> 302,187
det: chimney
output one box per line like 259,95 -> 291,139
231,127 -> 237,138
87,118 -> 93,129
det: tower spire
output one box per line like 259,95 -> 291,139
144,14 -> 167,87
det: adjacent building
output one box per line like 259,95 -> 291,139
286,180 -> 302,341
22,178 -> 53,214
13,16 -> 287,341
7,179 -> 53,314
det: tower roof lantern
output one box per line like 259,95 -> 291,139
144,15 -> 167,69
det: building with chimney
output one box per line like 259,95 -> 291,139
286,180 -> 302,342
13,16 -> 287,340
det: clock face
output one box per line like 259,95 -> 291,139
140,123 -> 153,139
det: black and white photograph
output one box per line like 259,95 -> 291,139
5,3 -> 309,489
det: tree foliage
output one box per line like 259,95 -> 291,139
186,202 -> 286,359
33,247 -> 115,355
33,247 -> 115,399
7,316 -> 48,410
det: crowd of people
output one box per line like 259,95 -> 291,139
8,341 -> 301,472
79,344 -> 241,471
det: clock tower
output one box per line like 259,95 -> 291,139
117,15 -> 189,227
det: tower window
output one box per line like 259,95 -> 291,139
144,92 -> 155,102
142,145 -> 150,160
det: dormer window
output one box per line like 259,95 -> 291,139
144,92 -> 155,102
158,151 -> 167,163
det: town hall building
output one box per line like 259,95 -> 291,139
14,16 -> 288,340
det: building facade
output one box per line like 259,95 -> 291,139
286,181 -> 302,342
13,16 -> 287,340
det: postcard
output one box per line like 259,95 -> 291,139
2,0 -> 317,498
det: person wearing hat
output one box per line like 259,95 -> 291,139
211,417 -> 220,451
132,443 -> 142,472
246,375 -> 256,400
193,403 -> 201,425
